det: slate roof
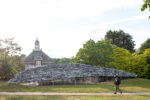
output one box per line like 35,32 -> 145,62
24,50 -> 52,62
8,63 -> 137,84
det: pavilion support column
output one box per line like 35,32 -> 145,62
52,80 -> 54,86
85,78 -> 87,85
63,80 -> 65,85
75,78 -> 76,85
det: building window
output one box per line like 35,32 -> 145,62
36,61 -> 41,66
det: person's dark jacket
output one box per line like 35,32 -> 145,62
114,77 -> 121,85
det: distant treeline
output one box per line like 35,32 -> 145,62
71,30 -> 150,79
0,29 -> 150,80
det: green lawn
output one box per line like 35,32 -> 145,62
0,78 -> 150,93
0,95 -> 150,100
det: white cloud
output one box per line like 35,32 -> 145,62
93,13 -> 149,32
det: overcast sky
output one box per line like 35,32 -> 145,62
0,0 -> 149,58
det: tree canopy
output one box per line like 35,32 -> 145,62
70,29 -> 150,79
105,30 -> 135,53
110,47 -> 132,71
141,0 -> 150,18
71,39 -> 115,67
137,38 -> 150,54
0,38 -> 25,80
110,47 -> 150,78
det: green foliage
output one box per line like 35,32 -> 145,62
72,35 -> 150,79
110,47 -> 132,71
110,47 -> 150,78
131,53 -> 149,78
71,39 -> 115,67
11,55 -> 25,71
0,95 -> 150,100
137,38 -> 150,54
142,49 -> 150,78
141,0 -> 150,18
0,38 -> 24,80
71,39 -> 97,65
0,78 -> 150,93
59,58 -> 70,63
0,53 -> 16,80
105,30 -> 135,53
71,30 -> 150,79
141,0 -> 150,11
95,39 -> 115,67
53,58 -> 70,63
136,39 -> 150,78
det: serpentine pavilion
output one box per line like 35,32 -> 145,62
8,39 -> 137,85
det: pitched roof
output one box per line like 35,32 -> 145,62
24,50 -> 52,62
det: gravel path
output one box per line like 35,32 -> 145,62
0,92 -> 150,95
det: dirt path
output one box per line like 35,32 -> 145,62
0,92 -> 150,96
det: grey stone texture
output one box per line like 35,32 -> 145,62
8,63 -> 137,85
24,50 -> 52,64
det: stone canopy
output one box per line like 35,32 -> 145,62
8,63 -> 137,85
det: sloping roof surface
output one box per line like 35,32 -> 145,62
24,50 -> 51,62
8,63 -> 137,84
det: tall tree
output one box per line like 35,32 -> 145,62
0,38 -> 24,80
71,39 -> 115,67
137,38 -> 150,54
71,39 -> 97,65
0,52 -> 16,80
105,30 -> 135,53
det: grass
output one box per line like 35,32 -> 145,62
0,78 -> 150,100
0,95 -> 150,100
0,78 -> 150,93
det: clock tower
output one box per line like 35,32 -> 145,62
35,38 -> 40,51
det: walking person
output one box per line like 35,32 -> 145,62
114,75 -> 122,94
